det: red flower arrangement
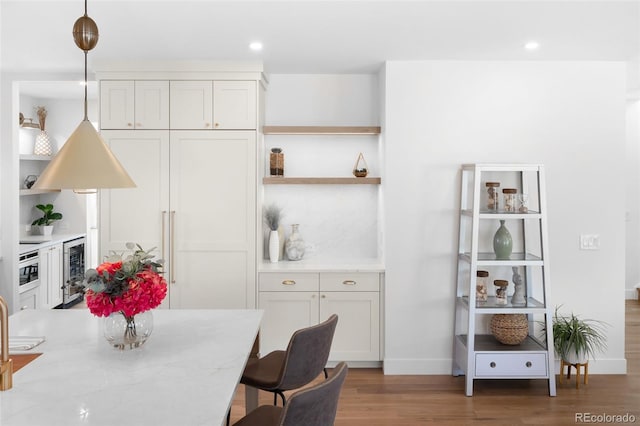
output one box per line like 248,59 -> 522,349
84,243 -> 167,319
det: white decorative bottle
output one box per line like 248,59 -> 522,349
285,224 -> 305,261
268,230 -> 280,263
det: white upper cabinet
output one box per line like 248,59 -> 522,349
170,81 -> 257,130
100,81 -> 169,129
170,81 -> 214,129
213,81 -> 257,130
100,81 -> 135,129
134,81 -> 170,129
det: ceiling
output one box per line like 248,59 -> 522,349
2,0 -> 639,98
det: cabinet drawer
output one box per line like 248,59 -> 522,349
320,272 -> 379,292
475,353 -> 547,377
259,273 -> 319,292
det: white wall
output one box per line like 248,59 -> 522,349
263,74 -> 381,261
625,60 -> 640,299
383,61 -> 627,374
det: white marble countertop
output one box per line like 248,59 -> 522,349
258,258 -> 385,273
1,308 -> 262,426
18,233 -> 86,254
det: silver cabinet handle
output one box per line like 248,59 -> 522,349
282,280 -> 296,285
342,280 -> 356,286
170,211 -> 176,284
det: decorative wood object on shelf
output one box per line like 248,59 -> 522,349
263,177 -> 381,185
263,126 -> 381,135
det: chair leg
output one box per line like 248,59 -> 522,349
277,391 -> 286,406
226,411 -> 230,426
323,368 -> 328,379
273,392 -> 278,406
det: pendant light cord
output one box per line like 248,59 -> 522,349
84,50 -> 89,121
82,0 -> 89,121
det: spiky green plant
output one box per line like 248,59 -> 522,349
548,307 -> 608,361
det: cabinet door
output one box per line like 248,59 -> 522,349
258,291 -> 319,356
100,81 -> 135,129
320,291 -> 380,361
135,81 -> 169,129
99,131 -> 170,267
169,131 -> 256,309
18,287 -> 39,310
170,81 -> 213,129
213,81 -> 257,130
38,247 -> 50,308
48,244 -> 63,308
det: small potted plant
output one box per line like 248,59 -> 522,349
31,203 -> 63,236
548,307 -> 608,364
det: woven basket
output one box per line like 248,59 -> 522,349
490,314 -> 528,345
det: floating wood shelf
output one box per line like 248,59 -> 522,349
20,154 -> 53,161
20,189 -> 61,196
263,177 -> 381,185
263,126 -> 381,135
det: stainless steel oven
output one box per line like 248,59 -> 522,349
62,236 -> 86,308
19,250 -> 40,296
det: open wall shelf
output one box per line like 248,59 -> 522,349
263,177 -> 381,185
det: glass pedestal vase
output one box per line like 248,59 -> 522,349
104,310 -> 154,350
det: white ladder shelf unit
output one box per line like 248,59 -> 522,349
452,163 -> 556,397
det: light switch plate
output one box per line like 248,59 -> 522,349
580,234 -> 600,250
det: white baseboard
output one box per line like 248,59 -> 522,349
383,358 -> 452,375
383,358 -> 628,375
626,287 -> 639,300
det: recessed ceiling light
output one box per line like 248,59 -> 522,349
524,41 -> 540,51
249,42 -> 263,51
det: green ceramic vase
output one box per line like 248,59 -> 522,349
493,220 -> 513,260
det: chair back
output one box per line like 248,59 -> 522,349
278,314 -> 338,390
279,362 -> 348,426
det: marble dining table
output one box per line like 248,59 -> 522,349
0,308 -> 263,426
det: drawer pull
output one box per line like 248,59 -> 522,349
321,294 -> 326,298
526,361 -> 532,368
342,280 -> 356,286
282,280 -> 296,286
490,362 -> 496,368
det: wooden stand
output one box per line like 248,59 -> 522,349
559,360 -> 588,389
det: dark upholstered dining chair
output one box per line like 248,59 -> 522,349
233,361 -> 348,426
241,313 -> 339,406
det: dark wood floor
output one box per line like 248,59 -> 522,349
229,300 -> 640,425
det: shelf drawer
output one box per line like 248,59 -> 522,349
259,273 -> 319,292
475,353 -> 547,377
320,272 -> 379,292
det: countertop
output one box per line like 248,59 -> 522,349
1,308 -> 262,426
259,258 -> 385,273
18,233 -> 86,254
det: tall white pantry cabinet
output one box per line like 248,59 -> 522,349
96,62 -> 264,309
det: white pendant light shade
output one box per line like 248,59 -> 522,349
33,120 -> 135,191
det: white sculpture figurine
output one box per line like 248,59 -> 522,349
511,266 -> 526,305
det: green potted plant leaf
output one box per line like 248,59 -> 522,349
545,307 -> 608,364
31,203 -> 63,236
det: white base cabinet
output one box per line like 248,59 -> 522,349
258,271 -> 382,362
39,243 -> 63,309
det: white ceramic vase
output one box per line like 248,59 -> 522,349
268,230 -> 280,263
562,345 -> 588,364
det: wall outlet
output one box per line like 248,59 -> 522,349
579,234 -> 600,250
